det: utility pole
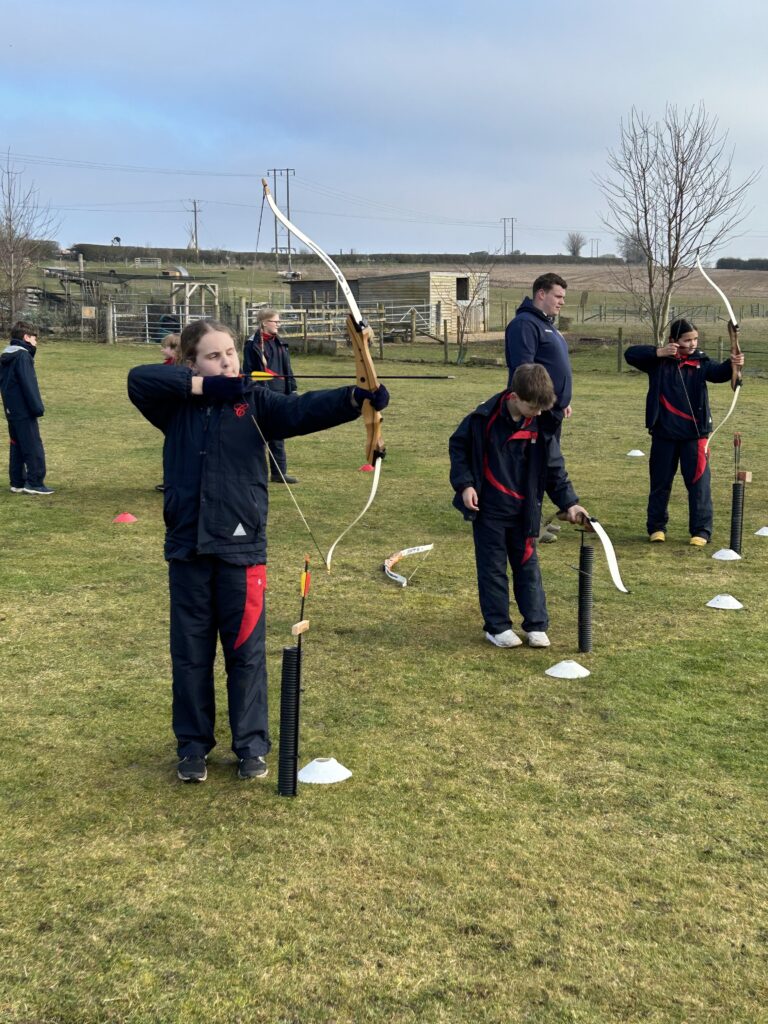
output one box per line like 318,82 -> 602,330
267,168 -> 295,272
190,199 -> 200,259
500,217 -> 516,256
590,238 -> 600,259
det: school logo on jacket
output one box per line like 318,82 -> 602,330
233,523 -> 247,537
234,402 -> 248,418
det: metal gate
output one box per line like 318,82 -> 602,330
243,301 -> 434,340
109,302 -> 209,343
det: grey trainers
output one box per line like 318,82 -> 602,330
524,631 -> 551,648
177,755 -> 207,783
485,629 -> 523,648
238,756 -> 268,780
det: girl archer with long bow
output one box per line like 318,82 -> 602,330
624,318 -> 744,546
128,319 -> 388,784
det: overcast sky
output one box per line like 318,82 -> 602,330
1,0 -> 766,258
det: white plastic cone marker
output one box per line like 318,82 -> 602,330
627,449 -> 645,457
706,594 -> 744,610
113,512 -> 137,524
297,757 -> 352,785
545,660 -> 591,679
712,549 -> 741,561
755,527 -> 768,536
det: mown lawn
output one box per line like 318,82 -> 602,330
1,342 -> 766,1024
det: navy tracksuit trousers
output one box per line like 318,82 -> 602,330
7,418 -> 46,488
473,514 -> 548,634
647,435 -> 713,539
169,557 -> 270,760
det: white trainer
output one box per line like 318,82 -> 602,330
485,629 -> 523,648
525,631 -> 551,648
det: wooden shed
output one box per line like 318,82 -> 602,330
290,270 -> 489,333
358,271 -> 488,331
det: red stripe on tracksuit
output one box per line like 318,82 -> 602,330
692,437 -> 708,483
522,537 -> 535,564
660,394 -> 696,421
483,459 -> 525,499
482,405 -> 533,500
234,564 -> 267,649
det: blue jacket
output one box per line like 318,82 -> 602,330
0,340 -> 45,421
624,345 -> 732,436
242,333 -> 297,395
505,298 -> 572,416
449,391 -> 578,538
127,364 -> 359,564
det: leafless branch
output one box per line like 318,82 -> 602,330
0,154 -> 60,324
595,104 -> 758,341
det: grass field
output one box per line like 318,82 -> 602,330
1,342 -> 767,1023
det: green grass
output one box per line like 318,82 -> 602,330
1,344 -> 767,1023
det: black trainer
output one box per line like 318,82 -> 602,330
177,755 -> 207,783
237,756 -> 268,780
271,475 -> 298,484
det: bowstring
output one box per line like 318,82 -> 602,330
248,410 -> 328,566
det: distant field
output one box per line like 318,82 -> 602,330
30,258 -> 768,351
35,258 -> 768,300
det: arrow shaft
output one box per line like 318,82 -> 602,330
246,372 -> 454,380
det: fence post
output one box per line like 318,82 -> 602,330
239,296 -> 247,338
410,308 -> 417,344
443,319 -> 449,364
301,310 -> 308,354
106,301 -> 115,344
617,327 -> 623,373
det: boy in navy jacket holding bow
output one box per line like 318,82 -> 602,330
449,364 -> 587,650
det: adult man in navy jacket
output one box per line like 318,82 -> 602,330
505,273 -> 572,429
505,274 -> 571,542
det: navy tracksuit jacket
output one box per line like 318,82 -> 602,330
127,363 -> 359,760
505,298 -> 572,425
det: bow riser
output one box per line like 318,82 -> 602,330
347,316 -> 385,466
727,321 -> 742,392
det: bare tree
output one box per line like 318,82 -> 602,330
0,156 -> 59,325
564,231 -> 587,257
596,103 -> 757,342
616,231 -> 645,264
